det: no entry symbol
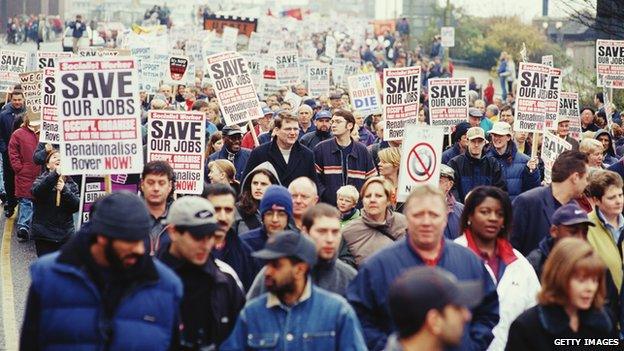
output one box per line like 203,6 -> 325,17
407,142 -> 437,182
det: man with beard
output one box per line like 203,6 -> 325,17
247,203 -> 357,298
140,161 -> 175,255
158,196 -> 245,350
207,125 -> 250,181
204,183 -> 258,290
221,230 -> 367,351
300,109 -> 332,150
21,192 -> 183,350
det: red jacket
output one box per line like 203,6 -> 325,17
9,126 -> 40,199
484,85 -> 494,105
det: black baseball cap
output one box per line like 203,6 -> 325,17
222,125 -> 243,137
388,266 -> 483,335
252,230 -> 317,266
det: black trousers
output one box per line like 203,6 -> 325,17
35,239 -> 65,257
2,151 -> 16,210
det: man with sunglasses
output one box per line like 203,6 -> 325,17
314,109 -> 377,206
159,195 -> 245,350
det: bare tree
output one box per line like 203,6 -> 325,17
556,0 -> 624,39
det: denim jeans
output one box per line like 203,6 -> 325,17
500,77 -> 508,101
16,198 -> 33,231
0,153 -> 6,195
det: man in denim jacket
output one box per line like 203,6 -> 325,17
221,230 -> 367,350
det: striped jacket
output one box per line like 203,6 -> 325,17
314,138 -> 377,205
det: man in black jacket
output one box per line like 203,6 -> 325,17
300,109 -> 332,150
243,111 -> 317,187
159,195 -> 245,350
448,127 -> 507,202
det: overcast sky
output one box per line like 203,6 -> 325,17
376,0 -> 591,21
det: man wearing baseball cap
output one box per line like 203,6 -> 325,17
300,109 -> 333,150
207,124 -> 251,181
158,196 -> 245,350
485,121 -> 540,201
21,192 -> 183,350
384,266 -> 482,351
221,230 -> 367,350
526,202 -> 594,279
448,126 -> 507,202
556,115 -> 580,150
439,164 -> 464,240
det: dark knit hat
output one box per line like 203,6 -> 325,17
259,185 -> 293,218
90,191 -> 152,241
453,122 -> 471,144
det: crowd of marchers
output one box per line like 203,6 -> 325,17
2,15 -> 624,351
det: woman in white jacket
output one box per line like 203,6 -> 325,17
455,186 -> 540,351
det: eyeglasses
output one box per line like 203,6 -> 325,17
330,119 -> 346,125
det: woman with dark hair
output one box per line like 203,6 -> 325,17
236,161 -> 280,234
205,131 -> 223,159
506,238 -> 616,350
455,186 -> 540,351
30,149 -> 80,256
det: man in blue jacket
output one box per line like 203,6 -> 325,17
486,122 -> 540,201
347,184 -> 499,351
243,111 -> 317,188
221,230 -> 367,350
20,192 -> 183,350
510,150 -> 589,255
207,125 -> 250,181
0,88 -> 24,217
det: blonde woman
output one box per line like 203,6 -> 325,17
378,147 -> 401,197
579,138 -> 605,169
208,159 -> 239,195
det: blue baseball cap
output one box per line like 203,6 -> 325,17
262,106 -> 273,116
314,110 -> 332,120
551,203 -> 594,226
252,230 -> 318,266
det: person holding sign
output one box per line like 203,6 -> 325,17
30,149 -> 80,257
447,127 -> 507,203
555,116 -> 580,151
0,88 -> 25,218
485,122 -> 540,201
207,125 -> 250,182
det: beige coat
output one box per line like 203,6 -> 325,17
342,209 -> 407,267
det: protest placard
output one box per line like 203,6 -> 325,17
39,52 -> 72,144
513,62 -> 550,133
397,125 -> 443,202
273,51 -> 299,86
241,52 -> 263,94
441,27 -> 455,47
382,66 -> 421,141
19,70 -> 43,113
36,52 -> 72,69
138,60 -> 162,93
559,91 -> 581,140
206,51 -> 263,125
307,62 -> 330,98
348,73 -> 382,117
77,48 -> 131,57
541,131 -> 572,184
78,174 -> 140,225
56,57 -> 144,175
262,57 -> 279,99
325,36 -> 337,58
0,50 -> 28,92
543,67 -> 562,131
203,14 -> 258,37
428,78 -> 469,134
147,111 -> 205,194
222,26 -> 239,51
165,55 -> 190,85
541,55 -> 553,67
596,39 -> 624,88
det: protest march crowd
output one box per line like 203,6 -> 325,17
3,7 -> 624,351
